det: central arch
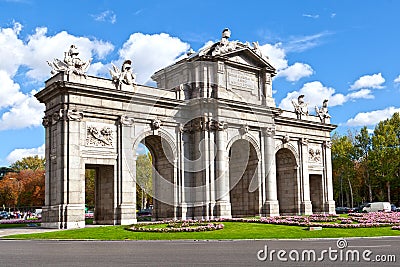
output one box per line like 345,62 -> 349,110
136,133 -> 176,220
228,139 -> 260,217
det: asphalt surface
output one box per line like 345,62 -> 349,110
0,228 -> 399,267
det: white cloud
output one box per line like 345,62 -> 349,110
6,144 -> 45,164
394,75 -> 400,83
284,31 -> 332,53
0,91 -> 45,130
279,81 -> 343,111
0,22 -> 26,76
278,81 -> 374,112
24,27 -> 114,81
259,43 -> 313,82
347,89 -> 374,100
91,10 -> 117,24
259,42 -> 287,70
0,22 -> 114,132
303,14 -> 320,19
346,106 -> 400,127
118,32 -> 190,84
350,73 -> 385,90
275,62 -> 314,82
0,70 -> 25,109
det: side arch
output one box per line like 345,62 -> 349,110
226,133 -> 262,160
132,127 -> 178,220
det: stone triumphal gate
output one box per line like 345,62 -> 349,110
36,29 -> 336,229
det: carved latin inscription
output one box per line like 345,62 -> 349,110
227,68 -> 257,92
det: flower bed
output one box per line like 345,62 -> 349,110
0,219 -> 41,225
129,220 -> 224,232
212,212 -> 400,229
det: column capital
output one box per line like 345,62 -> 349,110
324,140 -> 332,149
300,138 -> 309,146
120,115 -> 134,126
66,109 -> 84,121
262,125 -> 276,137
42,116 -> 51,127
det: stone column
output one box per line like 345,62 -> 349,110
177,126 -> 187,220
262,126 -> 279,216
299,138 -> 313,215
214,122 -> 231,218
41,114 -> 52,227
323,141 -> 336,214
117,115 -> 136,225
63,109 -> 86,229
42,108 -> 86,229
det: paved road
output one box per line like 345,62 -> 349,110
0,235 -> 399,266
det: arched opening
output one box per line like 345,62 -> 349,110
229,139 -> 260,217
276,148 -> 299,215
139,134 -> 175,220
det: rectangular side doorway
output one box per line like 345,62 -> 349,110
310,174 -> 323,213
85,165 -> 115,225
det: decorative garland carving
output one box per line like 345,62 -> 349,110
309,147 -> 322,163
86,126 -> 113,147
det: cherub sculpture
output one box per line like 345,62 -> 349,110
109,59 -> 136,89
315,99 -> 331,123
47,45 -> 92,77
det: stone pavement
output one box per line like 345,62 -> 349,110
0,226 -> 61,237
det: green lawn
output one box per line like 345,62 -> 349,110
3,222 -> 400,240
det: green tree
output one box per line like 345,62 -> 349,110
136,153 -> 153,210
353,126 -> 373,202
370,113 -> 400,203
10,155 -> 45,171
332,132 -> 357,207
85,169 -> 96,209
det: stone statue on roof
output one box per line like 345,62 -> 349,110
292,94 -> 309,119
211,28 -> 237,56
109,59 -> 137,89
315,99 -> 331,123
47,44 -> 92,77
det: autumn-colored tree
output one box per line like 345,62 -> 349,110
0,156 -> 46,209
17,169 -> 45,207
0,175 -> 19,208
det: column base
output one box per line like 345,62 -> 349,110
41,204 -> 85,229
179,203 -> 188,221
117,204 -> 137,225
324,200 -> 336,214
215,201 -> 232,219
300,201 -> 313,215
262,200 -> 279,217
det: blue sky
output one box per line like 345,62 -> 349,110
1,0 -> 400,166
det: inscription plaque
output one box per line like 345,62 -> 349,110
227,68 -> 258,92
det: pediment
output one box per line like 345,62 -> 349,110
222,48 -> 276,73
